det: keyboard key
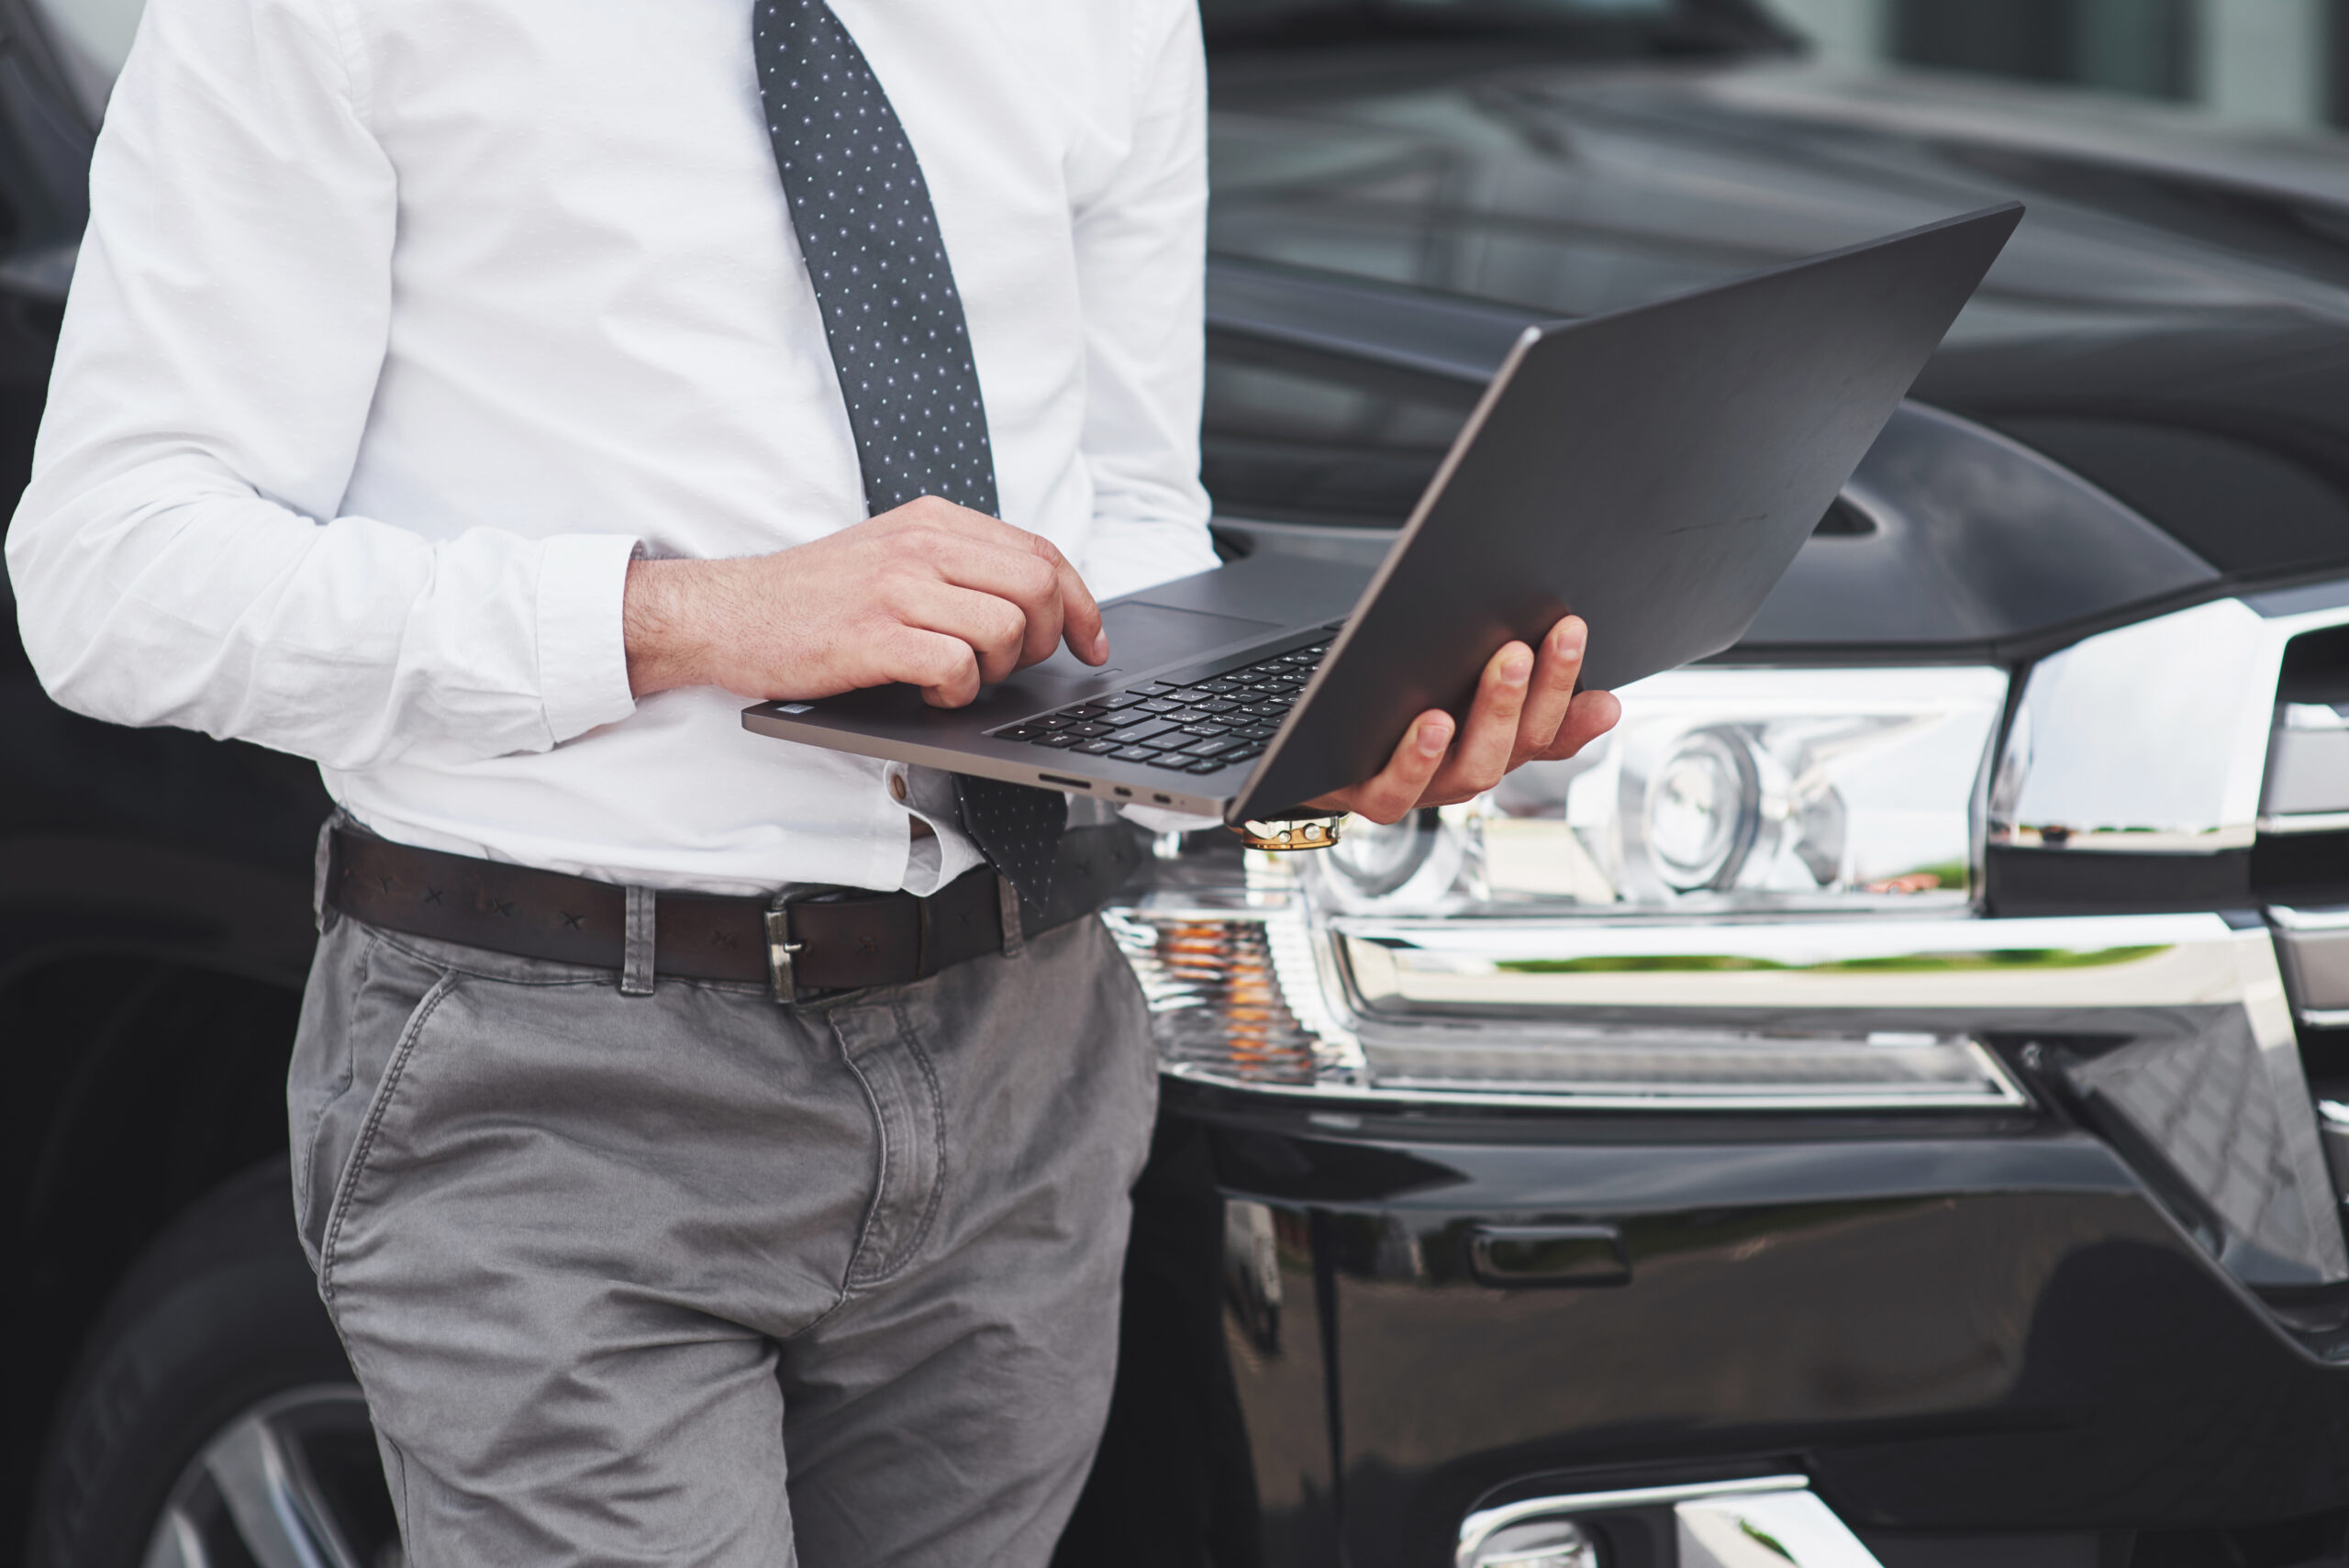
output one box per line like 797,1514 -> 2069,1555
1183,736 -> 1249,758
1242,702 -> 1289,718
1063,722 -> 1116,739
1031,715 -> 1074,730
1129,682 -> 1180,696
1111,745 -> 1162,762
1137,698 -> 1183,715
1176,723 -> 1230,739
1184,759 -> 1229,774
1118,720 -> 1183,746
1074,739 -> 1121,756
995,726 -> 1042,741
1098,709 -> 1157,729
1195,697 -> 1241,714
1197,678 -> 1242,695
1237,723 -> 1280,740
1146,753 -> 1198,771
1033,733 -> 1081,749
1101,692 -> 1149,709
1062,705 -> 1110,720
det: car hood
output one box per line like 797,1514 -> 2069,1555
1208,49 -> 2349,583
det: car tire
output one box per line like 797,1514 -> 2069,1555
25,1158 -> 400,1568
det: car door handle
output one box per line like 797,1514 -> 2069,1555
1467,1223 -> 1630,1288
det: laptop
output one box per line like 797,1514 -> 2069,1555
743,203 -> 2023,824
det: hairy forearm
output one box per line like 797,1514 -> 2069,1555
624,557 -> 738,699
618,500 -> 1108,707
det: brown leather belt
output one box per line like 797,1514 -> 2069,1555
326,823 -> 1144,1003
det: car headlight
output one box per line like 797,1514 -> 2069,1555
1316,666 -> 2008,917
1108,666 -> 2043,1109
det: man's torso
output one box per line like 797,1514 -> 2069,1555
309,0 -> 1173,891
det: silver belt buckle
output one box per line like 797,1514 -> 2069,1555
764,895 -> 807,1006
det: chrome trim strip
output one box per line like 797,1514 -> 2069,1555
1459,1477 -> 1889,1568
1162,1051 -> 2025,1113
1678,1489 -> 1889,1568
1989,589 -> 2349,852
2261,811 -> 2349,836
1337,911 -> 2258,1012
1459,1477 -> 1807,1567
2272,905 -> 2349,931
2271,907 -> 2349,1022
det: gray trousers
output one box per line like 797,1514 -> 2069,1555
287,898 -> 1157,1566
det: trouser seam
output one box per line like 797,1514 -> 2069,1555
830,1003 -> 951,1295
830,1029 -> 896,1305
887,997 -> 951,1281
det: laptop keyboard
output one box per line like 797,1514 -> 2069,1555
987,636 -> 1333,774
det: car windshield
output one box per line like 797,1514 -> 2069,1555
1202,0 -> 1792,52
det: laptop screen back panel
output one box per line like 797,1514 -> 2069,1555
1233,204 -> 2021,821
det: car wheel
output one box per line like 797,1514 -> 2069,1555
27,1160 -> 402,1568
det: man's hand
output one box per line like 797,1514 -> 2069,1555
623,496 -> 1106,706
1306,616 -> 1620,824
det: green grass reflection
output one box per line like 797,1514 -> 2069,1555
1494,945 -> 2171,975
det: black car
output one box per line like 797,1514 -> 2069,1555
9,1 -> 2349,1565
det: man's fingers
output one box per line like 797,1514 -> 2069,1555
1052,550 -> 1107,664
895,581 -> 1030,685
1338,710 -> 1455,823
913,534 -> 1067,671
1425,640 -> 1531,800
941,506 -> 1104,665
1538,688 -> 1620,761
878,625 -> 984,708
1511,617 -> 1586,764
900,505 -> 1107,668
1003,528 -> 1103,664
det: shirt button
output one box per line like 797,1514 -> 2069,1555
888,773 -> 908,805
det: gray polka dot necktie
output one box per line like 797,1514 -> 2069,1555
752,0 -> 1067,917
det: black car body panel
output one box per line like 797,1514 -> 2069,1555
1074,1083 -> 2349,1568
1205,44 -> 2349,592
8,4 -> 2349,1565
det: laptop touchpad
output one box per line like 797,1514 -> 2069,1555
1097,601 -> 1280,672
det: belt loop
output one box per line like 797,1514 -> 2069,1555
313,814 -> 346,936
996,873 -> 1026,961
621,885 -> 657,996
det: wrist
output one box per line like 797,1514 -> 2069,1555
623,557 -> 722,697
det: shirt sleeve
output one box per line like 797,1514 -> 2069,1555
1070,0 -> 1219,606
4,0 -> 639,773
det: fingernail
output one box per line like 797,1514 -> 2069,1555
1554,624 -> 1586,658
1419,719 -> 1450,756
1092,631 -> 1108,661
1502,652 -> 1532,684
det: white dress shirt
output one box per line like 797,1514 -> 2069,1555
6,0 -> 1219,895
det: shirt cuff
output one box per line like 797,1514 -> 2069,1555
536,532 -> 641,744
891,762 -> 988,894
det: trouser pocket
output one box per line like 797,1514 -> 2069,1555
287,922 -> 456,1277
